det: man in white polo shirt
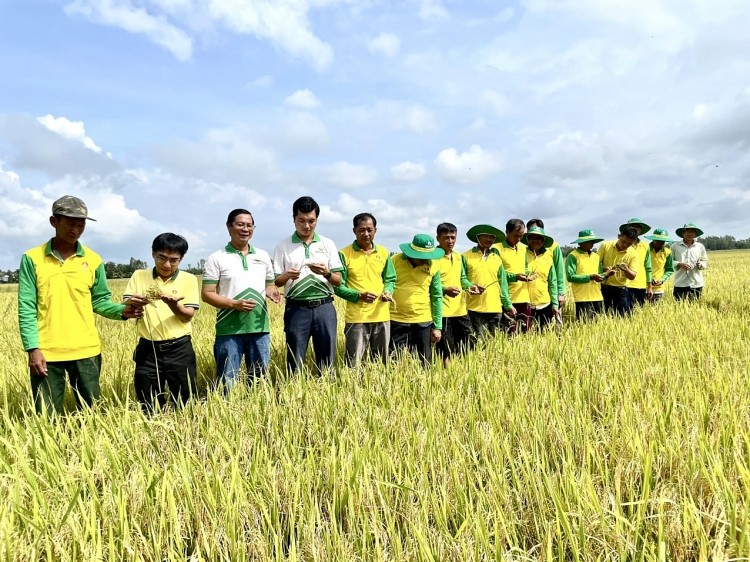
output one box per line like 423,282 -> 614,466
202,209 -> 281,389
273,196 -> 344,375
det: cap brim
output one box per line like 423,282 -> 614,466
399,243 -> 444,260
466,225 -> 505,244
572,237 -> 604,244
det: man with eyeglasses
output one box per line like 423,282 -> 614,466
18,195 -> 144,415
273,196 -> 344,375
202,209 -> 281,389
123,233 -> 199,412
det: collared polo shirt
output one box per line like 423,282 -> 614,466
566,248 -> 603,303
598,241 -> 638,288
649,246 -> 674,293
463,247 -> 512,313
526,248 -> 557,308
124,268 -> 200,341
391,254 -> 442,326
438,252 -> 472,318
273,232 -> 343,301
18,239 -> 124,361
495,241 -> 530,303
335,241 -> 395,324
670,241 -> 708,289
630,240 -> 653,289
203,243 -> 275,335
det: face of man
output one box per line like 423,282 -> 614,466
409,258 -> 429,267
651,240 -> 665,250
354,218 -> 376,249
682,228 -> 697,242
50,215 -> 86,246
616,234 -> 636,251
526,234 -> 545,252
579,241 -> 595,252
477,233 -> 496,250
506,226 -> 525,246
632,225 -> 643,236
227,213 -> 255,248
153,249 -> 182,279
437,231 -> 457,253
294,210 -> 317,239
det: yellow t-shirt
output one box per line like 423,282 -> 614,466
463,248 -> 510,313
566,249 -> 603,303
439,253 -> 468,318
391,254 -> 442,324
630,240 -> 650,289
124,269 -> 200,341
526,249 -> 555,307
650,247 -> 673,294
338,243 -> 393,323
598,241 -> 638,288
495,241 -> 530,303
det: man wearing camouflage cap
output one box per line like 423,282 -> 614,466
18,195 -> 143,414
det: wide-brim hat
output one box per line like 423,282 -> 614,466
521,225 -> 553,248
466,224 -> 506,244
619,217 -> 650,235
51,194 -> 97,221
675,223 -> 704,238
644,228 -> 676,243
571,229 -> 604,245
399,233 -> 445,260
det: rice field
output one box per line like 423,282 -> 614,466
0,250 -> 749,561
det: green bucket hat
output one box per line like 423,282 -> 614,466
644,228 -> 676,243
619,217 -> 651,235
466,224 -> 506,244
399,234 -> 445,260
675,223 -> 704,238
521,225 -> 553,248
571,229 -> 604,245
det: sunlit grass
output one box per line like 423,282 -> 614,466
0,251 -> 748,560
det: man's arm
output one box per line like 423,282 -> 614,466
382,254 -> 397,295
18,254 -> 40,352
429,269 -> 443,328
548,266 -> 558,309
497,265 -> 513,310
644,248 -> 653,284
566,253 -> 591,284
553,245 -> 565,297
91,263 -> 128,320
662,253 -> 675,282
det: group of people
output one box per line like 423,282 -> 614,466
17,195 -> 708,414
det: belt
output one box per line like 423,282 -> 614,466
139,334 -> 191,348
285,296 -> 333,308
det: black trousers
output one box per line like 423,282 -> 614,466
674,287 -> 702,300
629,288 -> 647,306
575,301 -> 604,320
436,315 -> 475,359
134,335 -> 197,412
602,285 -> 633,316
390,321 -> 432,366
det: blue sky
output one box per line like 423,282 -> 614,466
2,0 -> 750,269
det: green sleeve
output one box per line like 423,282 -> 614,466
662,253 -> 674,282
459,255 -> 472,290
429,270 -> 443,327
18,254 -> 40,351
548,266 -> 558,308
333,252 -> 359,303
566,253 -> 590,284
497,265 -> 512,310
382,254 -> 396,294
506,270 -> 519,283
553,245 -> 565,295
91,263 -> 126,320
644,248 -> 653,283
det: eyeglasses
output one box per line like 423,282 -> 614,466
155,254 -> 181,265
233,222 -> 256,230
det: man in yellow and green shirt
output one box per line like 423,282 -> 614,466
521,226 -> 559,330
464,224 -> 513,339
435,223 -> 477,367
619,218 -> 653,306
18,195 -> 143,414
335,213 -> 396,366
527,219 -> 566,318
566,229 -> 605,320
495,219 -> 531,334
390,234 -> 444,366
598,225 -> 639,316
644,228 -> 675,302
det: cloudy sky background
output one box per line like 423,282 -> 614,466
2,0 -> 749,269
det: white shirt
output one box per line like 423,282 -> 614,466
670,240 -> 708,288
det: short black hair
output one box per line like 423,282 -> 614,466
353,213 -> 377,228
506,218 -> 525,233
152,233 -> 188,257
619,226 -> 639,240
226,209 -> 253,227
527,218 -> 544,229
436,222 -> 457,235
293,196 -> 320,218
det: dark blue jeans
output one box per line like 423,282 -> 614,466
284,301 -> 337,374
214,333 -> 270,389
602,285 -> 633,316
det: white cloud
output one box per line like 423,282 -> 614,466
346,101 -> 440,135
284,89 -> 320,109
275,111 -> 329,151
65,0 -> 193,61
417,0 -> 448,20
249,75 -> 274,88
318,161 -> 378,189
37,114 -> 107,155
391,161 -> 426,182
434,145 -> 503,184
368,32 -> 401,57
